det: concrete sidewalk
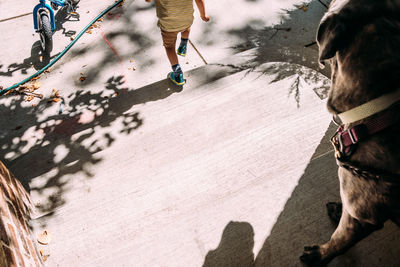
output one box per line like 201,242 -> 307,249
1,0 -> 400,266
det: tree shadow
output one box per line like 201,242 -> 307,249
204,0 -> 333,103
211,61 -> 330,107
0,74 -> 182,217
63,3 -> 156,88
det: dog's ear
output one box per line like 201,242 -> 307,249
317,15 -> 346,68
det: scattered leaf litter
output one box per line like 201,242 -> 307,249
38,230 -> 52,245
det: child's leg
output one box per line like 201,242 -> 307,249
181,27 -> 191,39
161,30 -> 179,66
165,46 -> 179,66
177,27 -> 191,57
161,30 -> 185,85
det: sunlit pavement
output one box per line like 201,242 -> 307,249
1,0 -> 400,266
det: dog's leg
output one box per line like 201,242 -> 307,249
326,202 -> 342,225
300,208 -> 382,266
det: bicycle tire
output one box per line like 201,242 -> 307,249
39,12 -> 53,53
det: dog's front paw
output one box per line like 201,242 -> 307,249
326,202 -> 342,224
300,245 -> 326,267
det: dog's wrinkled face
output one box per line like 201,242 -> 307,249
317,0 -> 400,114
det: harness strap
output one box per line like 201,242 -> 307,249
339,104 -> 400,147
337,159 -> 400,183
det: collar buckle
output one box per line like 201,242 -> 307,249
331,127 -> 357,159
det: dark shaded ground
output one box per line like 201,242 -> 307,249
204,123 -> 400,266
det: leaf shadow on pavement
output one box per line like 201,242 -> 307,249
203,0 -> 333,105
64,3 -> 156,88
0,74 -> 182,219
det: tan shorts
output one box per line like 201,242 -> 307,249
161,28 -> 189,48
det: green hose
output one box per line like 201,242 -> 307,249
0,0 -> 124,96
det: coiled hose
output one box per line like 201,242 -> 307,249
0,0 -> 124,96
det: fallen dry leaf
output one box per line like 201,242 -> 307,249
52,88 -> 60,95
80,76 -> 86,82
38,230 -> 52,245
86,30 -> 92,34
40,247 -> 50,258
130,59 -> 134,63
299,5 -> 308,11
48,89 -> 62,103
25,96 -> 34,102
33,81 -> 42,90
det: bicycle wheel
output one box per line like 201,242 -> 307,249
38,12 -> 53,53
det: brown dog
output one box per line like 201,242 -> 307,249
300,0 -> 400,265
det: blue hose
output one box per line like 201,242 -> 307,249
0,0 -> 124,96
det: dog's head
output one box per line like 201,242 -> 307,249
317,0 -> 400,113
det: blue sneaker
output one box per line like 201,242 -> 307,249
177,45 -> 187,57
168,72 -> 185,86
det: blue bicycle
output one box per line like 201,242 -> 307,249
33,0 -> 80,54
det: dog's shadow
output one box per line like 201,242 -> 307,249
203,221 -> 255,267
